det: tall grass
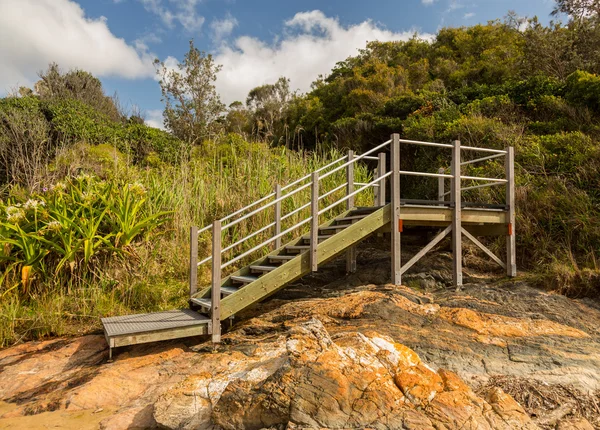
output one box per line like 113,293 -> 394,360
0,136 -> 374,346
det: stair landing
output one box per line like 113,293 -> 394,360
101,309 -> 209,360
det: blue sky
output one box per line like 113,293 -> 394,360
0,0 -> 556,128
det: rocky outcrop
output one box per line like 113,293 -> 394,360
1,275 -> 599,429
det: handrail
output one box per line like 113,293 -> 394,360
222,222 -> 276,254
318,171 -> 392,216
461,153 -> 504,166
281,155 -> 347,192
223,181 -> 312,231
320,140 -> 391,180
195,136 -> 512,274
221,217 -> 312,269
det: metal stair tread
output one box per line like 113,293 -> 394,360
250,265 -> 277,272
221,286 -> 238,295
335,215 -> 368,222
231,275 -> 259,284
268,255 -> 296,261
190,297 -> 211,308
320,224 -> 352,231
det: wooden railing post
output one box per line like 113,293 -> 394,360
274,184 -> 282,249
391,134 -> 401,285
378,152 -> 387,206
189,226 -> 198,297
451,140 -> 463,288
211,220 -> 222,343
438,167 -> 445,206
505,146 -> 517,277
311,172 -> 319,272
346,150 -> 357,273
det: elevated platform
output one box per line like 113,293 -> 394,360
101,309 -> 209,360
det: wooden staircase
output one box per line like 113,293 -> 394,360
102,134 -> 516,359
189,205 -> 388,320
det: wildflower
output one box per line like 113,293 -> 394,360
45,220 -> 62,233
128,182 -> 146,196
76,172 -> 93,182
52,182 -> 67,193
43,187 -> 48,192
81,192 -> 95,203
23,199 -> 45,210
6,206 -> 25,223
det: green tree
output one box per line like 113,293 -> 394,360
154,40 -> 225,145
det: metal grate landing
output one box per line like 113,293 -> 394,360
102,309 -> 209,337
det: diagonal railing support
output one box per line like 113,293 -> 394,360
400,225 -> 452,276
461,227 -> 506,270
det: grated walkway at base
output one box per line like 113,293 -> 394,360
102,309 -> 209,337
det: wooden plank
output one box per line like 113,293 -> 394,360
112,323 -> 209,348
189,226 -> 198,297
311,172 -> 319,272
274,184 -> 282,249
378,152 -> 386,207
391,134 -> 401,285
346,150 -> 356,273
211,220 -> 221,343
400,225 -> 452,275
220,204 -> 391,320
461,227 -> 506,270
452,140 -> 463,287
506,146 -> 517,277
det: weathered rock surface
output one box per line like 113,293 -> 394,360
1,248 -> 600,429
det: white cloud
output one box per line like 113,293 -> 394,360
0,0 -> 155,93
145,109 -> 165,130
139,0 -> 205,32
422,0 -> 437,4
210,14 -> 238,42
213,10 -> 434,104
464,12 -> 475,19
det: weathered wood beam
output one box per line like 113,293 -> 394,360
461,227 -> 506,270
506,146 -> 517,277
189,226 -> 198,297
400,225 -> 452,276
452,140 -> 463,287
391,134 -> 401,285
211,220 -> 222,343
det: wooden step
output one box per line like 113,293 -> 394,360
268,255 -> 295,262
221,286 -> 239,296
320,224 -> 352,232
231,275 -> 259,284
286,245 -> 310,253
249,265 -> 277,273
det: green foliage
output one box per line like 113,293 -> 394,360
0,174 -> 171,299
564,70 -> 600,111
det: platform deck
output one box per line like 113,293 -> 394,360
102,309 -> 209,359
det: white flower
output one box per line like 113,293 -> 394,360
127,182 -> 146,196
23,199 -> 45,210
46,220 -> 62,232
81,192 -> 95,203
76,172 -> 93,182
52,182 -> 67,192
6,206 -> 25,223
